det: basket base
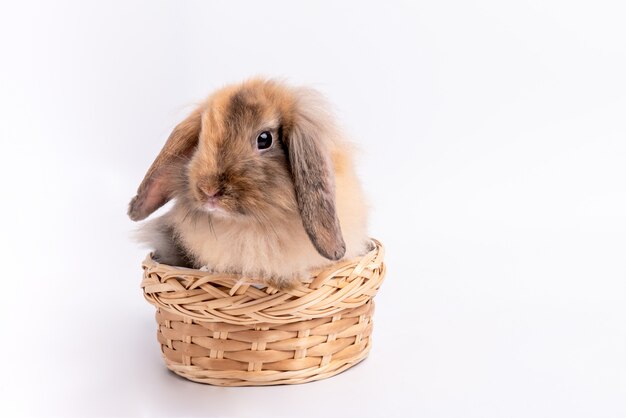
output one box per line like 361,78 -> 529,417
163,343 -> 371,386
154,301 -> 375,386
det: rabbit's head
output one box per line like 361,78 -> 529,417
128,79 -> 346,260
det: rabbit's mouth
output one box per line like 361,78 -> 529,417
203,197 -> 221,211
201,197 -> 230,216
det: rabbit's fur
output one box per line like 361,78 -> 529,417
128,79 -> 369,288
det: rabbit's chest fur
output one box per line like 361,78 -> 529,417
171,204 -> 328,285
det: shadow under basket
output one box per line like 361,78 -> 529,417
140,239 -> 386,386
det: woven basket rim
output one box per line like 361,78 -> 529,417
141,238 -> 386,325
142,238 -> 383,285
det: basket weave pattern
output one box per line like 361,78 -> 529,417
141,239 -> 385,386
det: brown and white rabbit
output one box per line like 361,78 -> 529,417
128,78 -> 370,288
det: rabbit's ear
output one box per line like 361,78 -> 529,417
284,97 -> 346,260
128,108 -> 202,221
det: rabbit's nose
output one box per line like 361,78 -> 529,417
199,186 -> 223,199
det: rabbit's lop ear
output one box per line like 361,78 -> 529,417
128,108 -> 202,221
284,93 -> 346,260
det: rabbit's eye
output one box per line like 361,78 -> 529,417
257,131 -> 273,150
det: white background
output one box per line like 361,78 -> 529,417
1,0 -> 625,417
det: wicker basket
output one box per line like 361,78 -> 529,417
140,239 -> 386,386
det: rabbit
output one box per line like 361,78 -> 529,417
128,78 -> 371,289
